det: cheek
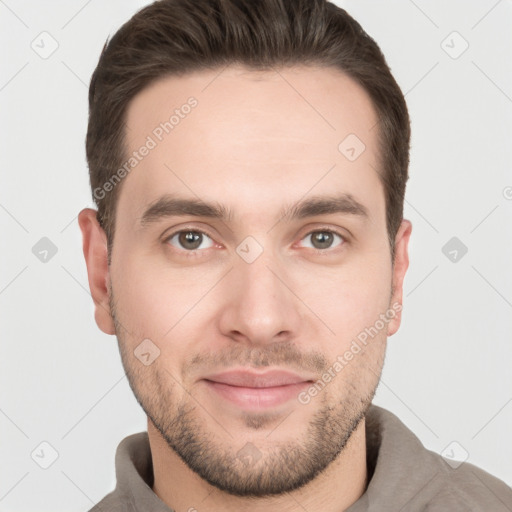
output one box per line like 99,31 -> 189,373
112,251 -> 211,338
305,257 -> 393,344
111,255 -> 221,380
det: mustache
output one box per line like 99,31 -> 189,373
184,341 -> 328,376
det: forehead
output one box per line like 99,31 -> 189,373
118,65 -> 383,230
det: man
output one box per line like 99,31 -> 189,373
78,0 -> 512,510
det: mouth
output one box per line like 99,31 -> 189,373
201,369 -> 315,410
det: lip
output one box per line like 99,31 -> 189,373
202,369 -> 314,410
203,369 -> 314,387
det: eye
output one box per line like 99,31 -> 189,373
299,229 -> 345,250
165,230 -> 215,251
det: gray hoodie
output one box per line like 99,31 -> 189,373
89,405 -> 512,511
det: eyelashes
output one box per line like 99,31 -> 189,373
164,227 -> 347,257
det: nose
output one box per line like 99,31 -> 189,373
217,247 -> 302,346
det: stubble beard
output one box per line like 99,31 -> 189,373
109,287 -> 382,497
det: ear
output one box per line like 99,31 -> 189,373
387,219 -> 412,336
78,208 -> 116,335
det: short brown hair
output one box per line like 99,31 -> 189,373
86,0 -> 410,261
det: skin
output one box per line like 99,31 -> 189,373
79,65 -> 412,512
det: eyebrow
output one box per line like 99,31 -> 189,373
138,193 -> 369,228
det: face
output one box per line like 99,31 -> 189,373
79,65 -> 411,497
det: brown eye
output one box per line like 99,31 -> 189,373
167,230 -> 214,251
300,230 -> 344,250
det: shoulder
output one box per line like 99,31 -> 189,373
426,457 -> 512,510
88,490 -> 137,512
364,405 -> 512,510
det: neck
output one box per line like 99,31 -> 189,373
148,418 -> 368,512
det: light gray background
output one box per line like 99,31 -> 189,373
1,1 -> 511,510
